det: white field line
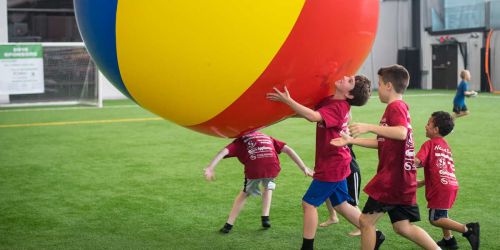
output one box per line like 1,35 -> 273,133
1,93 -> 498,114
0,117 -> 162,128
0,104 -> 139,113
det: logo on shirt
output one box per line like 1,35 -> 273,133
403,130 -> 415,171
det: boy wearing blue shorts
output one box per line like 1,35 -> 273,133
267,75 -> 372,250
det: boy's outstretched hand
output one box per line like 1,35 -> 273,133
348,123 -> 371,138
266,86 -> 292,104
204,168 -> 215,181
330,131 -> 352,147
303,167 -> 315,177
417,179 -> 425,188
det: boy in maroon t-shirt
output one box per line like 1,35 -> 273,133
415,111 -> 480,250
332,65 -> 438,250
267,75 -> 371,250
204,131 -> 313,233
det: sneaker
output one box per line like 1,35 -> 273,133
463,222 -> 480,250
436,236 -> 459,250
374,231 -> 385,250
219,223 -> 233,234
262,219 -> 271,228
261,216 -> 271,229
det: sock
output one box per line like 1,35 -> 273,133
301,238 -> 314,250
444,235 -> 453,240
463,224 -> 468,233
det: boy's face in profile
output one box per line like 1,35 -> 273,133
463,70 -> 471,81
377,76 -> 390,103
335,76 -> 355,94
425,117 -> 440,138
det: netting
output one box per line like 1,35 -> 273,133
1,43 -> 100,107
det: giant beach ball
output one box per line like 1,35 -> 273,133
74,0 -> 379,138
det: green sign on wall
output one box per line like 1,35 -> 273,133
0,44 -> 44,95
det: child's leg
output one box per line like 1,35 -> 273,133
333,201 -> 360,228
442,228 -> 453,238
430,218 -> 467,234
392,220 -> 439,250
303,201 -> 318,239
319,198 -> 339,227
347,207 -> 362,237
261,188 -> 272,228
226,191 -> 248,225
360,212 -> 384,250
261,188 -> 272,216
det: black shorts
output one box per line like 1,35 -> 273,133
362,197 -> 420,224
453,104 -> 468,114
346,160 -> 361,206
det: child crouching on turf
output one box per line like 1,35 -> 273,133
204,131 -> 313,233
415,111 -> 480,250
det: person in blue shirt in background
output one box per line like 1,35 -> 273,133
453,70 -> 478,119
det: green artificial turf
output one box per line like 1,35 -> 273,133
0,90 -> 498,249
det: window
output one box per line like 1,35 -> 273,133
7,0 -> 82,42
425,0 -> 486,33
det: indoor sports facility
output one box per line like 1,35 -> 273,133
0,0 -> 499,249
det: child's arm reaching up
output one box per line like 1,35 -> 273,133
266,87 -> 323,122
204,148 -> 229,181
281,145 -> 314,177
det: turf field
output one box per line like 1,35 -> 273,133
0,90 -> 498,249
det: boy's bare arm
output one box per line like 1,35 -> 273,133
266,87 -> 323,122
281,145 -> 314,177
417,179 -> 425,188
349,123 -> 407,140
331,134 -> 378,149
204,148 -> 229,181
414,157 -> 422,168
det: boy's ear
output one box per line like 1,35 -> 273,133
345,93 -> 354,99
385,82 -> 394,90
433,126 -> 440,135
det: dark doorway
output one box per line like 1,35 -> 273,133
432,44 -> 458,89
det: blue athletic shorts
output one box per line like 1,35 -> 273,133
302,179 -> 352,207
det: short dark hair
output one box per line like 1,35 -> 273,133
431,111 -> 454,136
377,64 -> 410,94
347,75 -> 372,106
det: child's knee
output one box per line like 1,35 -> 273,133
359,215 -> 373,228
429,218 -> 442,227
302,201 -> 314,210
392,222 -> 411,236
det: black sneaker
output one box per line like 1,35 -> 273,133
261,216 -> 271,229
374,231 -> 385,250
219,223 -> 233,234
436,236 -> 459,250
462,222 -> 480,250
262,220 -> 271,228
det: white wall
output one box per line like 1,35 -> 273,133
491,31 -> 500,91
0,0 -> 9,104
99,73 -> 126,100
358,0 -> 412,88
0,0 -> 5,42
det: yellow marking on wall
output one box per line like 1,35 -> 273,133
0,117 -> 162,128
